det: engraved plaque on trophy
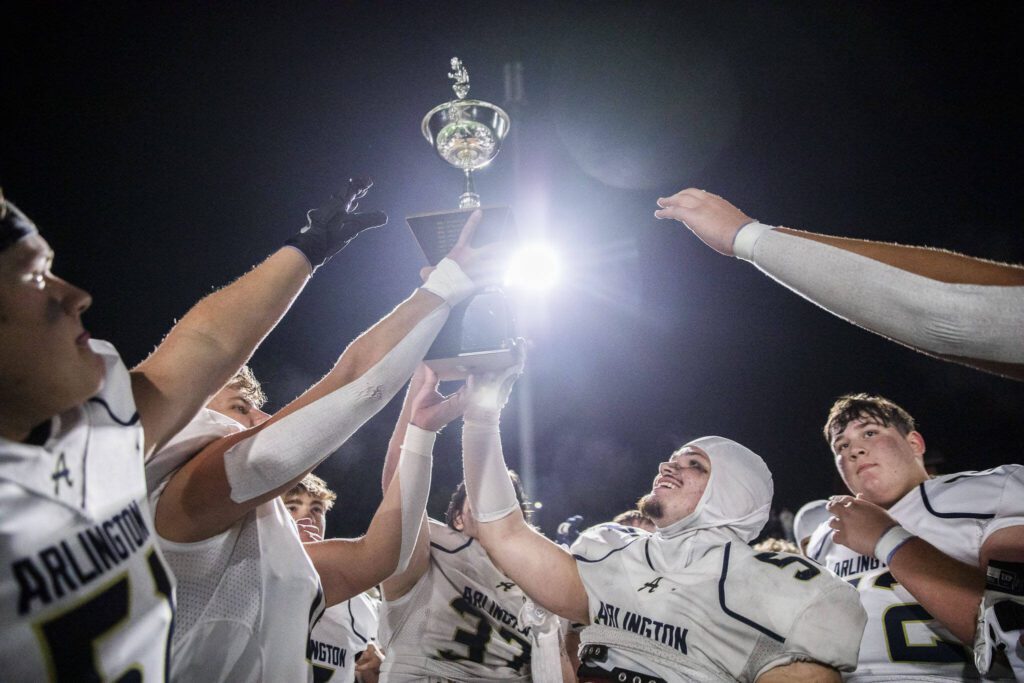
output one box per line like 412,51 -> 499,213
408,58 -> 518,380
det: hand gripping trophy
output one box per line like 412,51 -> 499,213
408,58 -> 518,379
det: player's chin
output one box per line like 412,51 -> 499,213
637,493 -> 662,520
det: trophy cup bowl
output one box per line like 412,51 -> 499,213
422,100 -> 511,171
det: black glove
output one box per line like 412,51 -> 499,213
285,176 -> 388,271
556,514 -> 585,547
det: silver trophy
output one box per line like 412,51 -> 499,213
423,57 -> 510,209
407,58 -> 518,380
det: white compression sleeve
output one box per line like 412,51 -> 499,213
223,260 -> 475,503
734,223 -> 1024,364
395,424 -> 435,574
224,305 -> 450,503
462,417 -> 520,523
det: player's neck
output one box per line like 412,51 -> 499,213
0,414 -> 46,444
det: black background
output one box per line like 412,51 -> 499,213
5,1 -> 1023,538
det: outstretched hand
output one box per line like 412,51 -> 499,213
464,341 -> 526,422
655,188 -> 753,256
420,209 -> 502,287
409,364 -> 467,433
288,176 -> 389,271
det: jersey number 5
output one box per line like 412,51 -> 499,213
753,552 -> 821,581
36,550 -> 173,682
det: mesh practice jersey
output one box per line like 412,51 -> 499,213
0,340 -> 175,681
149,408 -> 325,682
378,519 -> 533,682
808,467 -> 1024,682
572,523 -> 866,682
310,591 -> 380,682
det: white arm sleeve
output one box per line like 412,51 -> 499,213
733,223 -> 1024,364
394,424 -> 435,574
224,304 -> 450,503
462,417 -> 520,523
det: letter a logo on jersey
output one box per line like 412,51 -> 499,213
51,452 -> 73,493
638,576 -> 664,593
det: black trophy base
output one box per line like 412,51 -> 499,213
406,205 -> 515,266
425,348 -> 519,382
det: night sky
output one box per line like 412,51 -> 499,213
5,2 -> 1023,539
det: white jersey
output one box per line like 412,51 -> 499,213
310,591 -> 380,682
0,340 -> 174,681
148,408 -> 325,682
572,523 -> 865,682
378,519 -> 533,682
807,466 -> 1024,682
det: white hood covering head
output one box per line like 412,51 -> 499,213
657,435 -> 773,543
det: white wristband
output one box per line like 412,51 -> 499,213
421,257 -> 476,307
732,222 -> 774,261
874,525 -> 915,565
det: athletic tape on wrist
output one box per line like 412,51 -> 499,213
874,525 -> 915,565
395,424 -> 435,573
421,258 -> 476,307
223,304 -> 449,503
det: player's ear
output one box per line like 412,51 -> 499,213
906,430 -> 926,458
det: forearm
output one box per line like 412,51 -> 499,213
133,247 -> 312,452
316,425 -> 434,605
222,291 -> 450,504
774,229 -> 1024,286
381,380 -> 418,493
735,224 -> 1024,373
888,537 -> 985,643
461,416 -> 590,622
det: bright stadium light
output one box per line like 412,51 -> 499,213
504,243 -> 561,291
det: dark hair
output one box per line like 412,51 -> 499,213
445,470 -> 532,530
824,393 -> 916,445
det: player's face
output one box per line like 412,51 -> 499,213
831,416 -> 927,507
283,491 -> 327,538
206,385 -> 270,428
641,445 -> 711,525
0,234 -> 103,435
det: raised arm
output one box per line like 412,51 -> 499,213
309,366 -> 466,606
132,179 -> 388,455
381,365 -> 467,599
655,188 -> 1024,380
461,361 -> 591,624
155,211 -> 493,543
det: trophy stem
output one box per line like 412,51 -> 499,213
458,169 -> 481,209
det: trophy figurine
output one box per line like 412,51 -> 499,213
408,57 -> 518,380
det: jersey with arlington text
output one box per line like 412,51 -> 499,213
0,340 -> 175,681
807,466 -> 1024,682
148,408 -> 325,683
310,591 -> 380,682
378,519 -> 533,682
572,523 -> 865,682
